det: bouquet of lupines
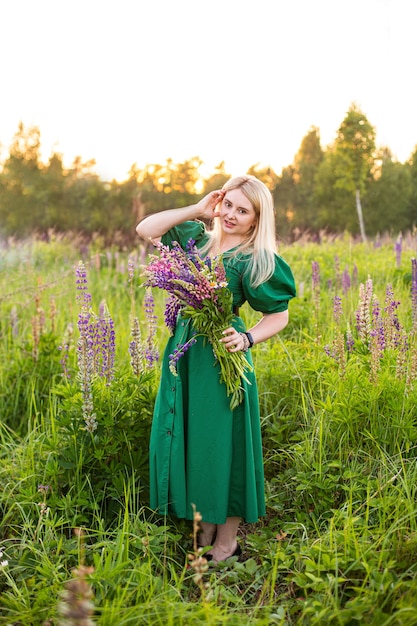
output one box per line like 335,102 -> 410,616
143,239 -> 252,409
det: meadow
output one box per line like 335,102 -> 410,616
1,230 -> 417,625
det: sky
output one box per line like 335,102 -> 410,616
1,0 -> 416,182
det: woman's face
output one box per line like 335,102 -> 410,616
219,188 -> 257,240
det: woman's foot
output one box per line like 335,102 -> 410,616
207,542 -> 242,564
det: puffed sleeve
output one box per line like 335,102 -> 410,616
242,254 -> 296,313
161,221 -> 207,249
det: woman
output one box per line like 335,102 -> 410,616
136,175 -> 296,563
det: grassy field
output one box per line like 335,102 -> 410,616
1,231 -> 417,625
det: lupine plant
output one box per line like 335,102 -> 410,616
322,259 -> 417,388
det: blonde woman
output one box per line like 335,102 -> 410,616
136,175 -> 296,563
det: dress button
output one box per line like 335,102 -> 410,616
167,430 -> 172,436
170,408 -> 174,413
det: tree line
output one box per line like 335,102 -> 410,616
1,103 -> 416,244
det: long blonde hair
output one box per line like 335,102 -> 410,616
205,175 -> 277,288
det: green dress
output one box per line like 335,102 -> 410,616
149,221 -> 296,524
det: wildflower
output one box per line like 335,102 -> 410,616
169,334 -> 197,375
324,295 -> 346,376
75,261 -> 91,307
58,565 -> 95,626
129,317 -> 144,376
98,300 -> 116,384
406,337 -> 417,387
345,322 -> 355,353
75,263 -> 97,433
143,240 -> 252,409
59,323 -> 74,380
355,277 -> 373,345
333,294 -> 343,325
334,255 -> 340,288
165,294 -> 182,333
187,505 -> 211,596
342,266 -> 351,295
369,294 -> 384,382
383,284 -> 401,349
311,261 -> 320,295
394,233 -> 402,268
352,263 -> 358,286
411,258 -> 417,333
128,255 -> 135,283
144,288 -> 159,367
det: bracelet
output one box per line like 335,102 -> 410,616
244,332 -> 254,348
238,332 -> 250,352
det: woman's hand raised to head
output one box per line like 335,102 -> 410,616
136,190 -> 225,242
136,190 -> 226,243
195,190 -> 225,220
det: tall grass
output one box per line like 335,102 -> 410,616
1,231 -> 417,624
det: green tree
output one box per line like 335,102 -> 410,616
292,127 -> 323,232
407,145 -> 417,226
0,123 -> 44,235
314,148 -> 358,233
274,165 -> 297,238
366,148 -> 412,235
131,157 -> 202,216
201,161 -> 230,194
332,103 -> 376,241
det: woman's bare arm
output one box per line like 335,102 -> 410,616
136,190 -> 225,242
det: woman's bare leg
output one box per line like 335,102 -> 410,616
208,516 -> 240,562
199,521 -> 217,547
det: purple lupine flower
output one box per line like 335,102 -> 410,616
324,344 -> 334,358
355,278 -> 373,344
334,255 -> 340,288
369,294 -> 385,382
333,295 -> 343,325
76,315 -> 97,432
312,261 -> 320,291
128,255 -> 135,283
394,234 -> 402,269
75,263 -> 97,432
144,288 -> 159,367
352,264 -> 358,286
405,342 -> 417,387
342,267 -> 351,296
129,316 -> 144,376
345,323 -> 355,353
98,301 -> 116,384
75,261 -> 92,308
384,284 -> 401,349
185,239 -> 204,271
371,294 -> 385,352
168,335 -> 198,375
411,258 -> 417,332
165,294 -> 182,334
